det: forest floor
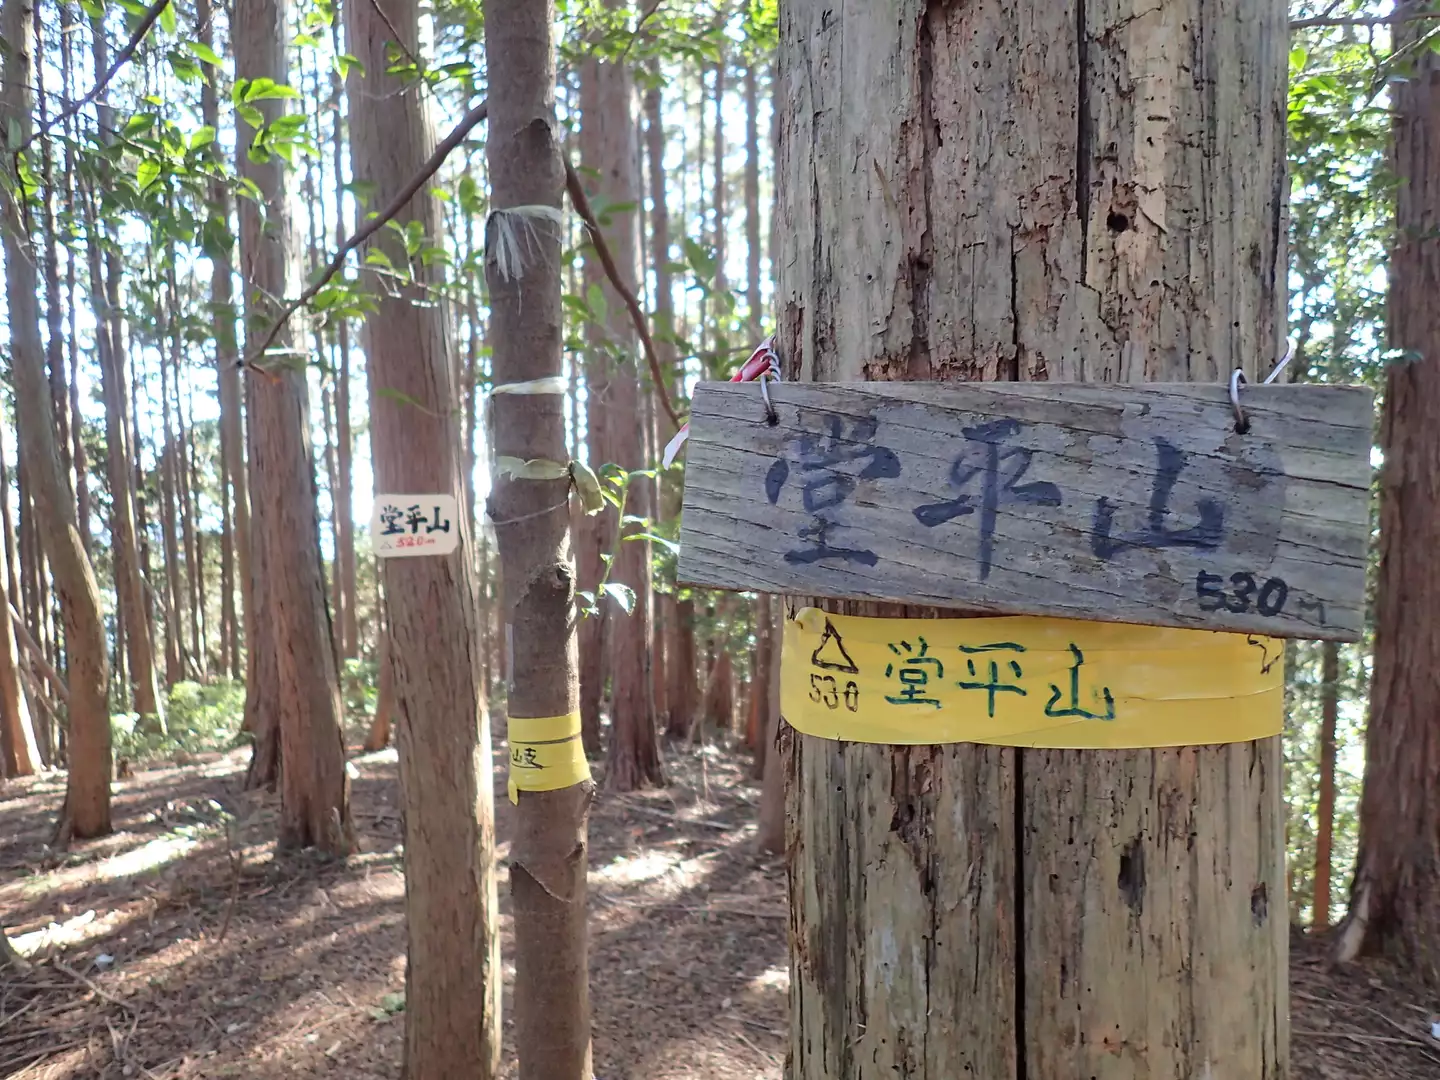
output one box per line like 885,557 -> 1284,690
2,739 -> 1438,1080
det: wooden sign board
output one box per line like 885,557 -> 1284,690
677,381 -> 1373,641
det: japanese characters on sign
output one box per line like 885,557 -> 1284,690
781,608 -> 1284,748
677,381 -> 1373,641
371,493 -> 461,559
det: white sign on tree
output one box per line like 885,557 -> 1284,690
372,493 -> 461,558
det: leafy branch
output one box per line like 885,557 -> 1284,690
243,97 -> 489,368
17,0 -> 173,156
564,159 -> 683,430
1291,10 -> 1440,29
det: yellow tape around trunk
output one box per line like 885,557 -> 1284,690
781,608 -> 1283,748
507,712 -> 590,803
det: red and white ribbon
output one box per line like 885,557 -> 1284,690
662,336 -> 779,468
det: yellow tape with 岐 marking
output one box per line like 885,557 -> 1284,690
781,608 -> 1283,748
507,712 -> 591,803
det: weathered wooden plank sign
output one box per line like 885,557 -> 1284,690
677,381 -> 1373,641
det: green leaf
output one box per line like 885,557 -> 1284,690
136,158 -> 161,191
601,583 -> 636,615
80,0 -> 105,18
187,41 -> 224,68
242,77 -> 299,102
236,103 -> 265,130
495,457 -> 570,481
625,532 -> 680,556
158,0 -> 176,34
571,460 -> 606,515
188,125 -> 217,151
334,53 -> 365,80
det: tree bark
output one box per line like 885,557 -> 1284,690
198,0 -> 251,682
667,595 -> 697,738
363,628 -> 395,753
82,181 -> 163,728
1313,641 -> 1339,929
2,0 -> 111,841
581,29 -> 663,791
159,276 -> 186,685
346,3 -> 501,1072
778,0 -> 1289,1074
1337,9 -> 1440,983
0,406 -> 39,777
235,0 -> 354,854
485,0 -> 594,1073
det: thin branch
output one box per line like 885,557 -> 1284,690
9,604 -> 69,706
1291,10 -> 1440,29
564,159 -> 683,430
243,98 -> 488,368
17,0 -> 172,156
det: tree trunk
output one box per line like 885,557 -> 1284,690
82,181 -> 163,729
235,0 -> 354,854
199,0 -> 251,682
702,649 -> 734,734
755,637 -> 785,854
667,596 -> 697,738
2,0 -> 111,841
0,409 -> 38,777
346,3 -> 501,1072
711,56 -> 726,297
159,279 -> 185,686
778,1 -> 1288,1074
1337,11 -> 1440,983
581,33 -> 663,792
1313,641 -> 1339,929
485,0 -> 594,1072
363,628 -> 395,753
330,48 -> 359,661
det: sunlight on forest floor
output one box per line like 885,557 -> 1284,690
0,741 -> 787,1078
3,743 -> 1438,1078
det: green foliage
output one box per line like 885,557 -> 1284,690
111,679 -> 247,764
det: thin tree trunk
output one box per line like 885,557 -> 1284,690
185,391 -> 207,674
580,19 -> 662,789
159,280 -> 185,686
779,1 -> 1288,1074
2,0 -> 111,841
236,0 -> 354,853
82,182 -> 164,729
198,0 -> 250,683
330,15 -> 357,664
1336,6 -> 1440,982
363,628 -> 395,752
347,3 -> 500,1072
0,407 -> 39,778
711,55 -> 726,297
1313,641 -> 1339,929
485,0 -> 594,1072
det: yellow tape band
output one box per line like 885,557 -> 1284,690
507,712 -> 590,803
781,608 -> 1282,748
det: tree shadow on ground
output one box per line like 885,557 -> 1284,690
0,737 -> 789,1079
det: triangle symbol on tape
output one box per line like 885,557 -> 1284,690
810,618 -> 859,674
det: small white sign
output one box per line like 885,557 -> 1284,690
372,493 -> 461,558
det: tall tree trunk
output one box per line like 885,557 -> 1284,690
57,2 -> 91,554
2,0 -> 111,841
1337,9 -> 1440,982
581,19 -> 663,791
347,4 -> 501,1073
198,0 -> 250,681
712,55 -> 727,298
159,283 -> 186,686
0,411 -> 39,778
235,0 -> 354,854
778,0 -> 1288,1074
363,627 -> 395,753
667,596 -> 697,738
1313,641 -> 1339,929
83,183 -> 163,729
330,17 -> 358,663
485,0 -> 594,1073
